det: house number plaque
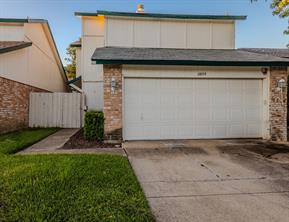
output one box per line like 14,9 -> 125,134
197,72 -> 207,76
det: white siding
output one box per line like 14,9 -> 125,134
106,18 -> 134,47
133,20 -> 160,47
82,17 -> 104,36
24,23 -> 55,59
81,17 -> 105,110
212,23 -> 235,49
105,17 -> 235,49
82,82 -> 103,111
160,21 -> 187,48
0,23 -> 66,92
82,36 -> 104,81
122,65 -> 266,79
187,22 -> 211,49
76,48 -> 81,77
0,24 -> 24,41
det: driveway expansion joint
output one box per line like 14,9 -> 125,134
147,191 -> 289,199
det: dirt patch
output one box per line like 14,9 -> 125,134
217,140 -> 289,166
62,129 -> 121,149
244,142 -> 289,159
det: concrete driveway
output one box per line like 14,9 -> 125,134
124,140 -> 289,222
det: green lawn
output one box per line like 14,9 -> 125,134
0,129 -> 154,222
0,128 -> 58,154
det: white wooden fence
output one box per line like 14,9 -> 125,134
29,93 -> 83,128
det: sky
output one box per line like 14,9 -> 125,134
0,0 -> 288,65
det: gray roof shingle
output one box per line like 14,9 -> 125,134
240,48 -> 289,59
0,41 -> 32,54
91,47 -> 289,66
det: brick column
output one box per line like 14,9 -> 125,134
103,65 -> 122,142
270,66 -> 288,141
0,76 -> 49,134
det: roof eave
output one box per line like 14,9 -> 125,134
67,76 -> 82,85
74,12 -> 98,17
70,43 -> 81,48
92,59 -> 289,67
0,18 -> 48,24
74,10 -> 247,20
0,42 -> 32,54
97,10 -> 247,20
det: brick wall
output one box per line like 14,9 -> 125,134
270,66 -> 288,142
103,65 -> 122,142
0,76 -> 48,134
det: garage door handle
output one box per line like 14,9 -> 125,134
140,113 -> 144,120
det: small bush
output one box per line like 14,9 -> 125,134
84,111 -> 104,141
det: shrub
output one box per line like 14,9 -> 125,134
84,111 -> 104,141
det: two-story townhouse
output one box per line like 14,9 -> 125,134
75,8 -> 289,142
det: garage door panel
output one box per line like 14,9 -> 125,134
179,109 -> 194,121
212,109 -> 228,121
230,109 -> 244,121
195,109 -> 211,121
124,78 -> 263,140
212,125 -> 227,137
178,126 -> 195,138
229,125 -> 245,137
246,109 -> 262,121
247,124 -> 262,137
195,125 -> 211,138
125,126 -> 143,140
143,125 -> 161,139
195,94 -> 210,106
160,126 -> 178,139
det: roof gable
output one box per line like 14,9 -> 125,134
0,18 -> 66,81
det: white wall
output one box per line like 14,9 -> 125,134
105,17 -> 235,49
122,65 -> 265,79
76,48 -> 81,77
0,23 -> 24,41
81,17 -> 105,110
0,23 -> 66,92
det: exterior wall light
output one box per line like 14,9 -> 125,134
277,79 -> 286,89
261,67 -> 268,75
111,78 -> 116,95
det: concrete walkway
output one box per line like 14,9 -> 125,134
18,129 -> 79,154
124,140 -> 289,222
18,129 -> 125,156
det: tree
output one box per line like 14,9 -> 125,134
65,44 -> 77,80
252,0 -> 289,45
271,0 -> 289,36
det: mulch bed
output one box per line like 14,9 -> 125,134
62,129 -> 121,149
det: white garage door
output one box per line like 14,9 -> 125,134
124,78 -> 263,140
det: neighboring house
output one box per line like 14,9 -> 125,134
0,18 -> 68,134
67,40 -> 82,92
75,9 -> 289,142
